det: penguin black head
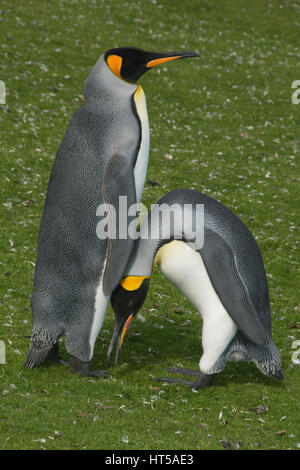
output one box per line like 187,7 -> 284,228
104,47 -> 199,83
107,276 -> 150,365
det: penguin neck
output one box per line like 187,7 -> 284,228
84,55 -> 137,102
127,236 -> 167,279
126,225 -> 187,279
125,200 -> 203,278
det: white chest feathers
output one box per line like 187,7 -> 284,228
154,240 -> 229,320
154,240 -> 238,374
133,85 -> 150,203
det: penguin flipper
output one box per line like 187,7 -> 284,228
101,154 -> 137,296
200,229 -> 270,347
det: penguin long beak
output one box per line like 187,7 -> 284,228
107,314 -> 134,366
146,51 -> 199,68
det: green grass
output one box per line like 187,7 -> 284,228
0,0 -> 300,450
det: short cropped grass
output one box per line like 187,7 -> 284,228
0,0 -> 299,450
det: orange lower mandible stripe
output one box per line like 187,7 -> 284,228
146,56 -> 181,68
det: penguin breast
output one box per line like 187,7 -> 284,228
155,240 -> 228,319
133,85 -> 150,203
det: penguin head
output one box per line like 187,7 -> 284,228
107,276 -> 150,365
104,47 -> 199,83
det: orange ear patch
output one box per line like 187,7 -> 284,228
107,54 -> 123,79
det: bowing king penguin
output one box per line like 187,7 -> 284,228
24,48 -> 199,377
108,189 -> 283,387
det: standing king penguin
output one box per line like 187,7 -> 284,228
108,189 -> 283,387
24,48 -> 199,377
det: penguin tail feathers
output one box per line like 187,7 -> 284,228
252,341 -> 284,381
253,355 -> 284,381
225,332 -> 284,381
24,323 -> 62,369
24,346 -> 52,369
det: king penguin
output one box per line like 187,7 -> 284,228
107,189 -> 283,387
24,48 -> 199,377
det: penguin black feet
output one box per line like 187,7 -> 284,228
156,367 -> 215,389
69,355 -> 110,378
47,342 -> 68,366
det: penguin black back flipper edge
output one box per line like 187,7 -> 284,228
101,153 -> 137,295
201,229 -> 270,347
200,229 -> 283,380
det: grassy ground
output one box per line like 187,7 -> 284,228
0,0 -> 299,450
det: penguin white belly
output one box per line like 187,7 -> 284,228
133,85 -> 150,203
89,260 -> 110,359
155,240 -> 238,373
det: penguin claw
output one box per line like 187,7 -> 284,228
166,367 -> 202,377
156,377 -> 198,387
57,358 -> 69,366
156,369 -> 215,389
88,369 -> 110,378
